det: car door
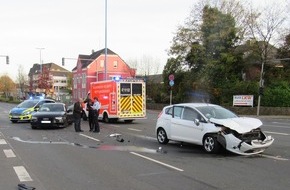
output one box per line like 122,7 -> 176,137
171,106 -> 204,144
170,106 -> 184,141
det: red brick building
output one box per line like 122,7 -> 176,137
72,48 -> 136,101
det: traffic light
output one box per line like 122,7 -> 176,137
62,57 -> 65,66
259,87 -> 264,95
6,56 -> 9,64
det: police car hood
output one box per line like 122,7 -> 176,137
10,107 -> 27,114
209,117 -> 262,133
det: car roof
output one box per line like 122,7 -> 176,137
43,102 -> 63,105
25,98 -> 55,102
165,103 -> 218,108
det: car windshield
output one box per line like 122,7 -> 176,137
39,104 -> 65,112
196,105 -> 238,119
17,100 -> 38,108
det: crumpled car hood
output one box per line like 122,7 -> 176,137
209,117 -> 262,133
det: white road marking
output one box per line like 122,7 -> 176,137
128,128 -> 142,132
264,124 -> 290,129
0,139 -> 7,144
259,154 -> 289,161
110,124 -> 120,128
79,134 -> 100,142
13,166 -> 33,182
130,152 -> 184,172
3,149 -> 16,158
264,131 -> 289,136
130,134 -> 156,141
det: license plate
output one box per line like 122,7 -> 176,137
12,116 -> 19,119
41,121 -> 51,123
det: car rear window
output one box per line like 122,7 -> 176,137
165,107 -> 173,115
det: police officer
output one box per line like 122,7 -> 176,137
92,97 -> 101,133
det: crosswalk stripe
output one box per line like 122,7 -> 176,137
0,139 -> 7,144
13,166 -> 33,182
3,149 -> 16,158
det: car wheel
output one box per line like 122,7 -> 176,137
203,135 -> 220,153
157,128 -> 169,144
11,120 -> 17,123
63,120 -> 68,128
31,125 -> 37,129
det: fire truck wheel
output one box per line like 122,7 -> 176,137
124,120 -> 133,123
103,113 -> 109,123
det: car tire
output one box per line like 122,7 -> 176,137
124,120 -> 133,123
103,113 -> 109,123
11,120 -> 17,123
203,135 -> 220,153
31,125 -> 37,129
157,128 -> 169,144
63,120 -> 68,128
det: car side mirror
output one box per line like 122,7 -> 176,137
194,119 -> 200,126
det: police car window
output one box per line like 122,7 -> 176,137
173,106 -> 183,118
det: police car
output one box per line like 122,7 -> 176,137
9,98 -> 55,123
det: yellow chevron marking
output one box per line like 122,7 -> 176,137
120,95 -> 143,115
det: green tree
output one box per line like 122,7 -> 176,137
66,72 -> 73,94
0,74 -> 16,99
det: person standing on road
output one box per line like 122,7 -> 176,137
73,98 -> 83,132
92,97 -> 101,133
86,98 -> 95,132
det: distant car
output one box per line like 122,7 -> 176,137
9,99 -> 56,123
30,103 -> 74,129
67,103 -> 87,121
155,103 -> 274,155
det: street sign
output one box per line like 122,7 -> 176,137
169,74 -> 174,81
169,80 -> 174,86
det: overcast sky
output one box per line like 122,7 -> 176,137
0,0 -> 288,81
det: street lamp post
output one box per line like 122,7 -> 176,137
36,48 -> 45,73
104,0 -> 108,80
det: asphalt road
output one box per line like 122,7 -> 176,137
0,102 -> 289,190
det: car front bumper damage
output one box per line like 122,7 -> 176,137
219,133 -> 274,155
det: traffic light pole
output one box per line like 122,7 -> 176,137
61,57 -> 97,66
257,60 -> 265,116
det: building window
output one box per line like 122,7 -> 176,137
100,60 -> 104,68
113,61 -> 118,68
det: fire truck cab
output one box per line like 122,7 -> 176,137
83,79 -> 146,123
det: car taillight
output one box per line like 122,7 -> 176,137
157,110 -> 163,118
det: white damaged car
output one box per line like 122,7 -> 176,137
155,103 -> 274,155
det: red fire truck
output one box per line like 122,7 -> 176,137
84,79 -> 146,123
